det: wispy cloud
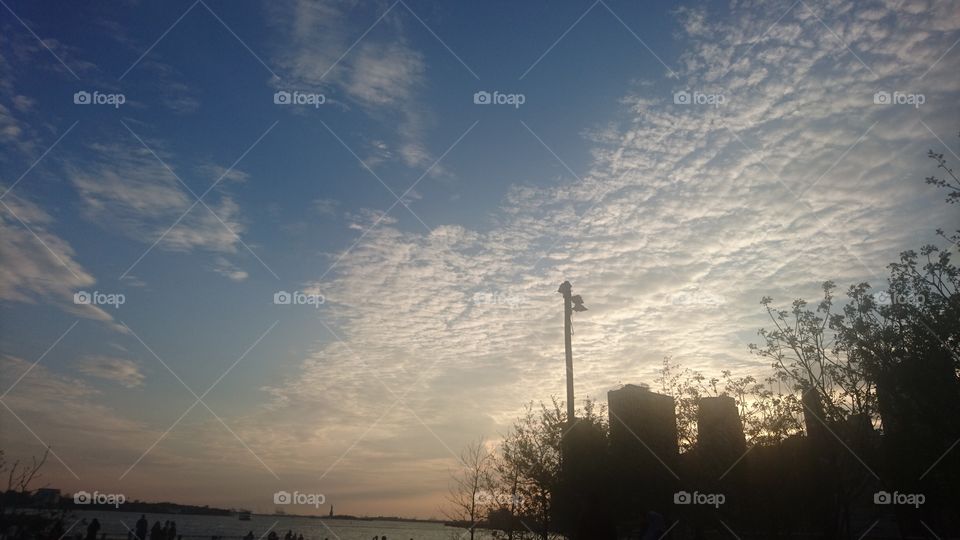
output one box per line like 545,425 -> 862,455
0,192 -> 120,327
0,355 -> 149,476
139,59 -> 202,114
77,355 -> 146,388
67,142 -> 251,264
269,0 -> 439,171
313,198 -> 340,218
209,256 -> 249,282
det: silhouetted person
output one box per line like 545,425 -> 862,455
267,532 -> 278,540
640,511 -> 665,540
243,532 -> 254,540
48,518 -> 64,540
135,516 -> 148,540
150,521 -> 163,540
85,519 -> 100,540
167,522 -> 176,540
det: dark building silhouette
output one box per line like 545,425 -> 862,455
801,387 -> 829,448
557,420 -> 615,539
548,373 -> 959,538
608,384 -> 679,461
696,395 -> 746,461
875,353 -> 960,536
606,384 -> 678,528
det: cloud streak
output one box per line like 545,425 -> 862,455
0,192 -> 120,327
269,0 -> 440,172
67,141 -> 252,269
77,355 -> 146,388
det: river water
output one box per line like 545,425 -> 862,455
65,510 -> 493,540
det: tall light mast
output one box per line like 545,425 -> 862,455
558,281 -> 587,423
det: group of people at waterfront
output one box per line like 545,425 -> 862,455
131,516 -> 177,540
55,515 -> 177,540
243,529 -> 409,540
249,529 -> 303,540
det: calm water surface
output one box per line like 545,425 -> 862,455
67,510 -> 494,540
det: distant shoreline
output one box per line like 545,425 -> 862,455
57,506 -> 445,526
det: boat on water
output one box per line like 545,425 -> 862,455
238,510 -> 251,521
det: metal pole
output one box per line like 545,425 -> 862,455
559,281 -> 575,422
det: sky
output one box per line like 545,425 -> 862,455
1,0 -> 959,520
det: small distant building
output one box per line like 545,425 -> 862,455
33,488 -> 61,505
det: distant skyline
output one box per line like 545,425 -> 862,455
1,0 -> 959,519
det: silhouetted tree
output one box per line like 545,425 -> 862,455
496,400 -> 562,539
444,437 -> 493,540
657,357 -> 803,449
0,447 -> 65,540
925,130 -> 960,206
826,146 -> 960,536
752,282 -> 877,425
475,399 -> 607,539
745,137 -> 960,537
1,447 -> 49,494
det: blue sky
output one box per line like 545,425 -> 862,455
1,0 -> 959,518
